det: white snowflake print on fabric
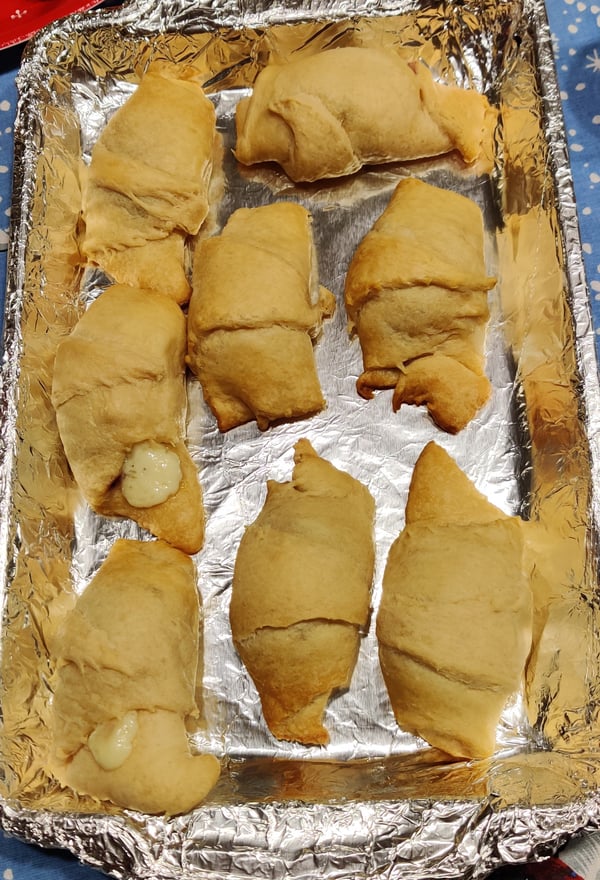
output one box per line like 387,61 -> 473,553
546,0 -> 600,353
0,70 -> 16,255
586,46 -> 600,70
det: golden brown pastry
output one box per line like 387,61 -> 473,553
345,177 -> 496,432
187,202 -> 335,432
230,439 -> 375,745
51,284 -> 204,554
81,64 -> 220,304
49,539 -> 221,815
377,442 -> 533,759
235,46 -> 496,182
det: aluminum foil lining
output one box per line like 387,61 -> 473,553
1,0 -> 600,877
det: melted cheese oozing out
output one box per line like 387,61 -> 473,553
88,711 -> 139,771
121,440 -> 182,508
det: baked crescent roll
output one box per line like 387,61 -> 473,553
51,284 -> 204,554
345,177 -> 496,432
49,539 -> 221,815
235,47 -> 496,182
377,442 -> 533,759
230,439 -> 375,745
81,64 -> 219,304
187,202 -> 335,432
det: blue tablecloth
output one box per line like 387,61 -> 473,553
1,1 -> 599,878
0,61 -> 17,307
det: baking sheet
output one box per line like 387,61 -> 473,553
1,0 -> 600,877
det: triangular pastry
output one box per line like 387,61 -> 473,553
51,284 -> 204,554
81,64 -> 220,303
235,47 -> 496,182
49,539 -> 220,815
187,202 -> 335,432
345,177 -> 496,432
230,439 -> 375,745
376,442 -> 533,758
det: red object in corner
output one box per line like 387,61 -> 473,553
525,858 -> 584,880
0,0 -> 103,51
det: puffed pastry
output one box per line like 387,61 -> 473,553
235,46 -> 496,182
49,539 -> 221,815
187,202 -> 335,431
345,177 -> 496,432
230,439 -> 375,745
376,442 -> 533,759
81,64 -> 219,304
51,284 -> 204,554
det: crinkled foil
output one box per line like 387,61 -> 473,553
1,0 -> 600,877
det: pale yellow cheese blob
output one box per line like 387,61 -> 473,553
87,711 -> 139,771
121,440 -> 182,508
